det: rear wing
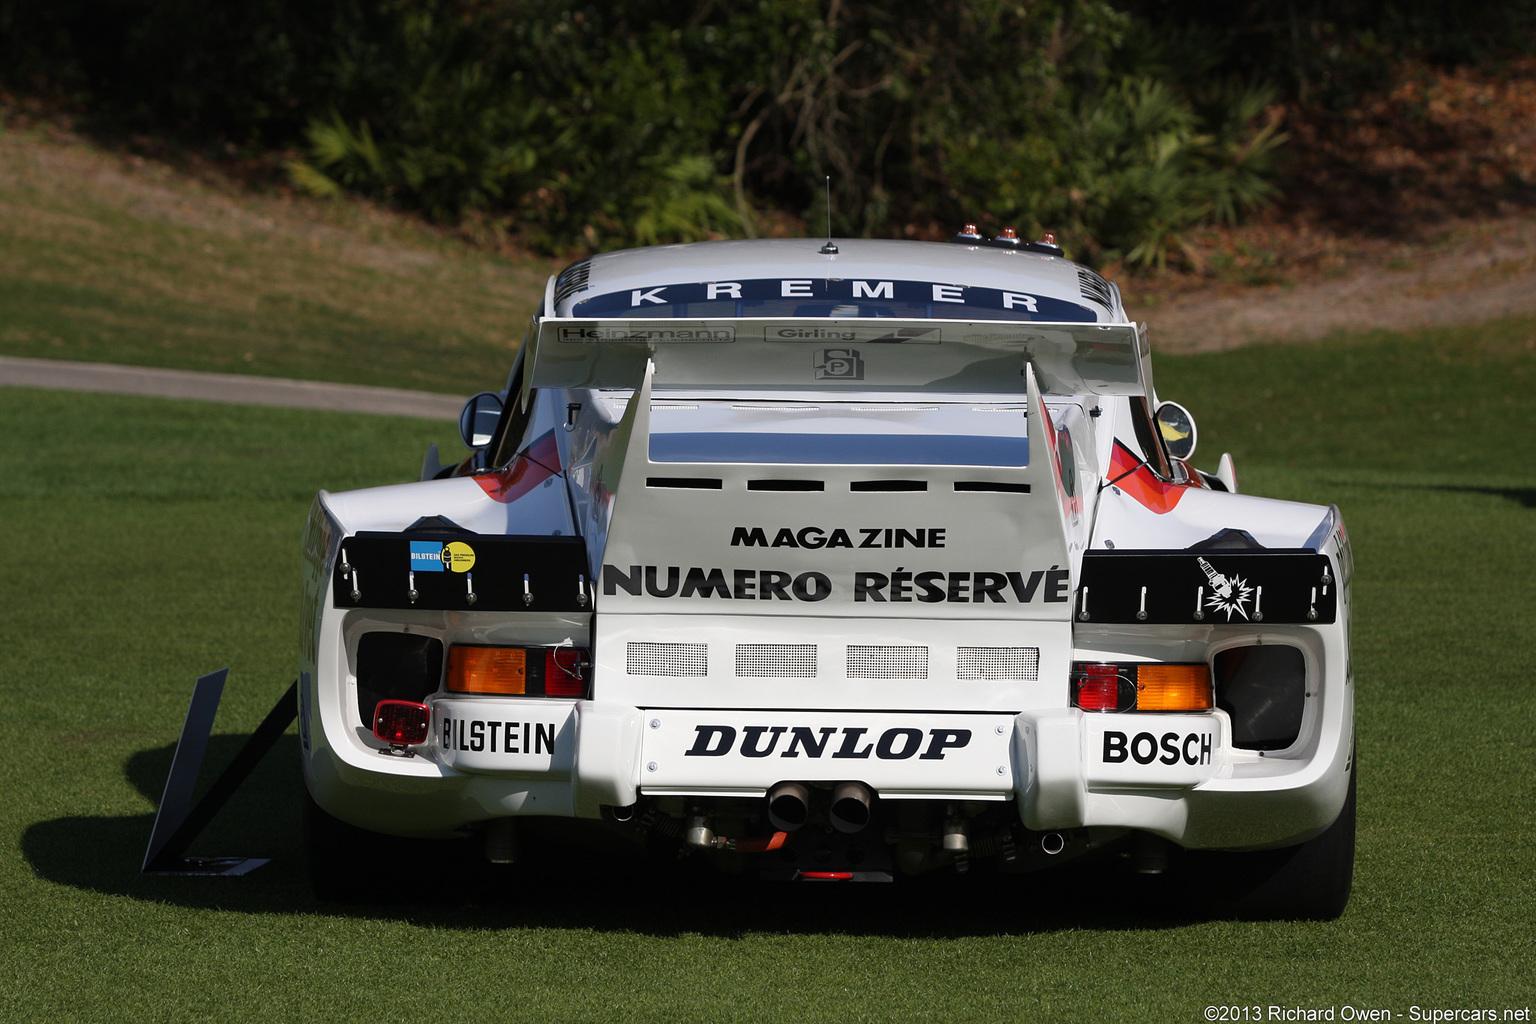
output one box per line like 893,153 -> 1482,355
523,317 -> 1150,398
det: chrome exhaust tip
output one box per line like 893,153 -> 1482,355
767,781 -> 811,832
829,781 -> 873,834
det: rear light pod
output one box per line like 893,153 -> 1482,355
1071,662 -> 1212,713
373,699 -> 430,746
448,645 -> 527,694
446,644 -> 591,698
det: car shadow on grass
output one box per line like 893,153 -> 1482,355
1335,480 -> 1536,508
21,734 -> 1194,937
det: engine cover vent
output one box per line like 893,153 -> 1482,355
735,644 -> 817,678
847,645 -> 928,680
957,647 -> 1040,680
626,642 -> 707,677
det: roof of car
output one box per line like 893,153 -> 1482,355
550,238 -> 1126,324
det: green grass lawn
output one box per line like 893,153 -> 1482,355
0,127 -> 556,393
2,320 -> 1534,1022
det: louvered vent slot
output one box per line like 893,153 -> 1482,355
735,644 -> 817,678
1077,266 -> 1114,311
554,258 -> 592,307
847,645 -> 928,679
626,642 -> 707,677
957,647 -> 1040,680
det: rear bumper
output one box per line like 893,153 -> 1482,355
307,696 -> 1352,850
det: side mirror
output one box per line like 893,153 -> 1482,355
458,391 -> 503,450
1155,400 -> 1198,462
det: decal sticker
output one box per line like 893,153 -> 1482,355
1108,439 -> 1189,514
1198,556 -> 1253,621
298,670 -> 312,753
814,348 -> 864,380
729,525 -> 947,549
684,724 -> 972,760
409,541 -> 445,572
601,564 -> 1069,603
769,326 -> 940,344
569,278 -> 1098,321
1101,730 -> 1213,766
556,326 -> 734,343
438,716 -> 556,755
474,430 -> 562,504
443,541 -> 476,573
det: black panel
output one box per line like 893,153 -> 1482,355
356,633 -> 444,728
334,532 -> 589,612
1077,551 -> 1336,624
1216,645 -> 1306,750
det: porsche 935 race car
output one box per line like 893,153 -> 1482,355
299,231 -> 1355,917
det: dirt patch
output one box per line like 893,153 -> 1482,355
1130,213 -> 1536,352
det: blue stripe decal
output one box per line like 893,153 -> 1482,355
649,432 -> 1028,466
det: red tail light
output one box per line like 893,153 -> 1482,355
373,700 -> 430,745
1073,663 -> 1126,711
544,647 -> 590,697
1071,662 -> 1213,713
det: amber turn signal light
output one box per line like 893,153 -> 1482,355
447,645 -> 526,694
1135,663 -> 1213,711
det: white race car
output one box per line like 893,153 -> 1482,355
298,232 -> 1355,917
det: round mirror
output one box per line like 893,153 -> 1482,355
1155,400 -> 1198,462
458,391 -> 504,449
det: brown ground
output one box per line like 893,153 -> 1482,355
1122,58 -> 1536,351
5,55 -> 1536,360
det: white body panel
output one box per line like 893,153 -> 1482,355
298,237 -> 1354,866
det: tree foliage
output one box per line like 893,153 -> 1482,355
3,0 -> 1530,263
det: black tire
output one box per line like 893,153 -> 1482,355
304,790 -> 481,904
1178,756 -> 1357,921
303,788 -> 385,903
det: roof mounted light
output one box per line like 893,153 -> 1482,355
1023,231 -> 1065,256
951,223 -> 984,244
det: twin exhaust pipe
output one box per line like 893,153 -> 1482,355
767,780 -> 873,834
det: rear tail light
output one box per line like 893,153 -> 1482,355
1071,662 -> 1212,713
447,644 -> 590,698
544,647 -> 590,696
373,700 -> 430,745
1073,663 -> 1129,711
448,646 -> 527,694
1135,663 -> 1213,711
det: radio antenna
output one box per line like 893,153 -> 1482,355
819,176 -> 838,254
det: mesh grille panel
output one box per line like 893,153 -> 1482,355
847,645 -> 928,679
957,647 -> 1040,680
1078,266 -> 1114,310
553,258 -> 591,306
735,644 -> 817,678
626,642 -> 707,677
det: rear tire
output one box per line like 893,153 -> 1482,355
303,789 -> 383,903
1178,756 -> 1356,921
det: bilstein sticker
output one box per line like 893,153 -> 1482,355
409,540 -> 477,573
409,541 -> 445,572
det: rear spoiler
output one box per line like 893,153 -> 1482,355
523,317 -> 1150,399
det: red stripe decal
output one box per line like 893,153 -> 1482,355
473,431 -> 561,504
1109,440 -> 1189,514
